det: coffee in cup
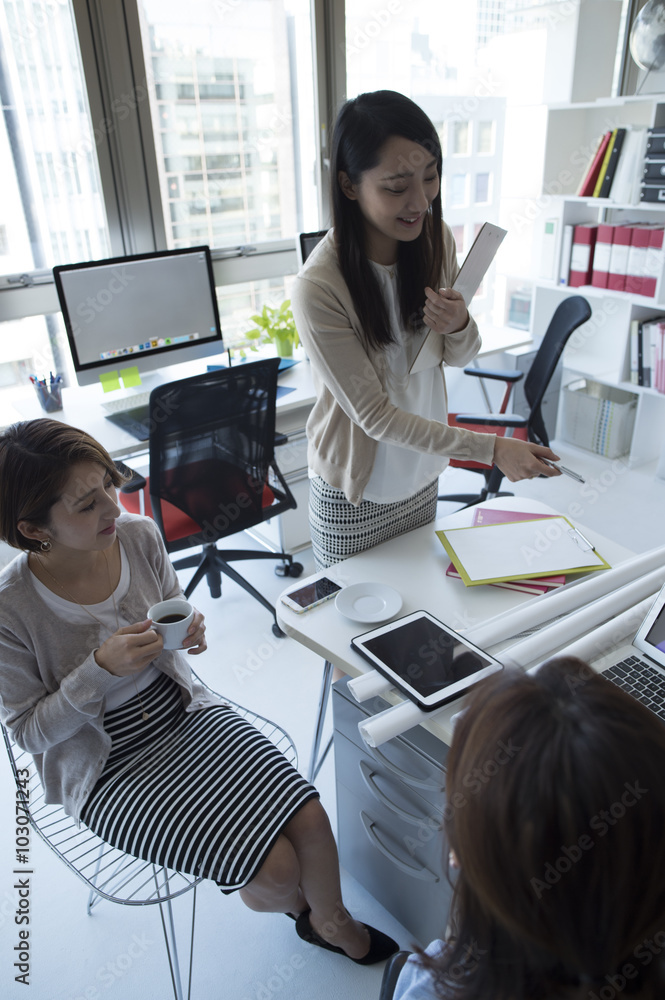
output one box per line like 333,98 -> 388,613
147,598 -> 194,650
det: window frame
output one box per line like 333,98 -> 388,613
0,0 -> 345,324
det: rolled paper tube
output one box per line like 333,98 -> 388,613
463,544 -> 665,651
347,671 -> 394,702
359,585 -> 663,750
500,568 -> 665,671
358,699 -> 433,749
527,596 -> 655,672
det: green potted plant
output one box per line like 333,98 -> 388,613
243,299 -> 300,358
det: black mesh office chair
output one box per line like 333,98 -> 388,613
439,295 -> 592,508
120,358 -> 303,637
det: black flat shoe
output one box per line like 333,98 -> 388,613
295,909 -> 399,965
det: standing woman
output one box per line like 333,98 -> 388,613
291,90 -> 560,569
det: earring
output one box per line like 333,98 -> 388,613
40,538 -> 52,552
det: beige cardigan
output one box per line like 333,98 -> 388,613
290,227 -> 497,505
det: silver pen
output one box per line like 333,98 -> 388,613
542,459 -> 586,484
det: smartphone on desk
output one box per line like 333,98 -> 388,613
351,611 -> 503,711
280,575 -> 342,613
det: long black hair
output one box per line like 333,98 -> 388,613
330,90 -> 444,351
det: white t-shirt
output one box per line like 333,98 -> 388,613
31,541 -> 161,710
363,262 -> 449,503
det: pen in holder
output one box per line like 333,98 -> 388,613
31,373 -> 63,413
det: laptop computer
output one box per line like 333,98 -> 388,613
590,584 -> 665,723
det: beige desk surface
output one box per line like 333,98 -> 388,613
277,498 -> 633,747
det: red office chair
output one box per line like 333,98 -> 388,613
439,295 -> 592,507
119,358 -> 303,637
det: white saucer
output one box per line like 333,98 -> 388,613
335,582 -> 403,624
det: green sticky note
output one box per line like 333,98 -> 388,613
99,371 -> 121,393
120,366 -> 142,388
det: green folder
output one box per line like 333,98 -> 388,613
436,516 -> 610,587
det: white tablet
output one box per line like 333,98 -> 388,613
351,610 -> 503,712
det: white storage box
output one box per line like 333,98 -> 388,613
561,379 -> 637,458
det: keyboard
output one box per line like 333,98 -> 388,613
101,390 -> 151,414
603,655 -> 665,723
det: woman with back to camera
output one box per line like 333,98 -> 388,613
392,656 -> 665,999
0,417 -> 398,965
291,89 -> 561,569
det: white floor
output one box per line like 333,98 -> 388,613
1,441 -> 663,1000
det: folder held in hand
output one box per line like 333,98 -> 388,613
409,222 -> 507,375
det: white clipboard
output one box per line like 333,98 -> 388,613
435,516 -> 610,586
409,222 -> 507,375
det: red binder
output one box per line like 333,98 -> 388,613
591,223 -> 615,288
625,225 -> 652,295
578,131 -> 613,197
607,224 -> 633,291
568,224 -> 597,287
643,226 -> 665,298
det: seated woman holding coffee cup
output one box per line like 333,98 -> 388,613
0,418 -> 398,965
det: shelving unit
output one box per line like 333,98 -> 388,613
533,94 -> 665,472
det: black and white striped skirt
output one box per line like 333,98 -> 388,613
81,673 -> 318,892
308,475 -> 439,570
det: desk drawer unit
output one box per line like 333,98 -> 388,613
332,680 -> 453,946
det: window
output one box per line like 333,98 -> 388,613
136,0 -> 317,250
0,2 -> 110,273
452,121 -> 470,156
451,225 -> 465,255
475,172 -> 491,203
451,175 -> 468,208
344,0 -> 607,327
477,120 -> 494,154
0,0 -> 323,396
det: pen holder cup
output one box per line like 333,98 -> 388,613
33,381 -> 63,413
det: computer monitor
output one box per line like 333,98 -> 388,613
53,245 -> 225,388
297,230 -> 327,267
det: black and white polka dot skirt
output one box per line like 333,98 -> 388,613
308,475 -> 439,570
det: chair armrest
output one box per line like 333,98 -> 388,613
463,367 -> 524,383
115,461 -> 147,493
455,412 -> 527,428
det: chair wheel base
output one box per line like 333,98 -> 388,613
274,560 -> 303,578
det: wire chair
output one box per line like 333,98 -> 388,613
2,674 -> 297,1000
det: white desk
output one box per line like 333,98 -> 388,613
278,498 -> 632,944
277,497 -> 632,753
2,353 -> 316,461
278,497 -> 631,944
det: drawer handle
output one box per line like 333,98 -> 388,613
359,760 -> 433,827
360,812 -> 439,882
366,743 -> 444,793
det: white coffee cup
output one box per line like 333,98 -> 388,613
148,598 -> 194,650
